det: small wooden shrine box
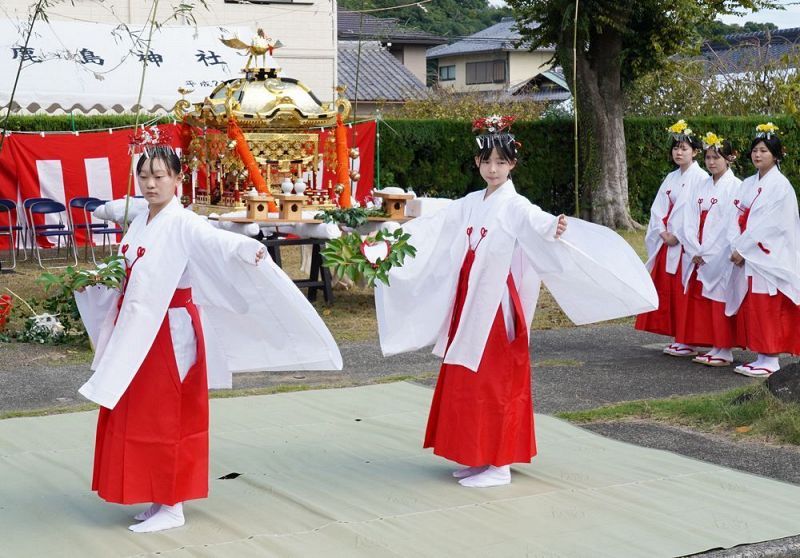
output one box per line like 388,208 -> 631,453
373,190 -> 414,220
246,195 -> 272,220
274,194 -> 308,220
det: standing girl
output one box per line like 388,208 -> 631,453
726,124 -> 800,376
674,132 -> 741,366
77,146 -> 342,532
636,120 -> 708,356
375,116 -> 656,488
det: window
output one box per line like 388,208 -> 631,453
465,60 -> 506,85
438,65 -> 455,81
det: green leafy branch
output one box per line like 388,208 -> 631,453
38,254 -> 126,294
314,207 -> 387,228
321,228 -> 416,287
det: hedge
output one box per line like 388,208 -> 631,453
379,116 -> 799,222
4,114 -> 798,223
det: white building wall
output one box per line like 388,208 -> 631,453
2,0 -> 337,103
508,51 -> 553,88
435,49 -> 554,93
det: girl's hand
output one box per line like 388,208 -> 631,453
255,247 -> 267,264
691,255 -> 705,266
730,250 -> 744,266
660,232 -> 679,246
554,214 -> 567,239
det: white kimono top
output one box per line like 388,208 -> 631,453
375,180 -> 658,372
674,168 -> 741,297
78,197 -> 342,409
644,161 -> 709,274
723,166 -> 800,315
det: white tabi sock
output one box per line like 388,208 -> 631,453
458,465 -> 511,488
673,343 -> 695,351
713,348 -> 733,362
452,465 -> 488,479
755,354 -> 780,372
129,502 -> 185,533
133,503 -> 161,521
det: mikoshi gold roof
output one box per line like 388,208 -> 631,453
175,67 -> 351,131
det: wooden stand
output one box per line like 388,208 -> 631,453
373,191 -> 414,220
274,194 -> 308,220
246,195 -> 273,220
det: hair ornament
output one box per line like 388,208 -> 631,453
667,119 -> 694,142
755,122 -> 779,139
702,131 -> 723,150
129,125 -> 174,156
472,114 -> 515,134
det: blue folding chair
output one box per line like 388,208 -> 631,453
0,199 -> 24,270
83,199 -> 122,265
68,196 -> 101,261
28,200 -> 78,269
23,197 -> 64,257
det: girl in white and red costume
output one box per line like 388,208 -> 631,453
673,133 -> 741,367
375,117 -> 657,488
636,120 -> 709,357
76,146 -> 342,532
725,124 -> 800,377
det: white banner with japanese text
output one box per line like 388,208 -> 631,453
0,19 -> 257,114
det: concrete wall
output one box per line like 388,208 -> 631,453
2,0 -> 338,102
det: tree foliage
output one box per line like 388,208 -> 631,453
626,46 -> 800,117
337,0 -> 512,38
507,0 -> 778,90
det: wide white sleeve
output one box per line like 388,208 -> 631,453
674,185 -> 702,259
731,189 -> 800,298
73,285 -> 120,348
375,198 -> 467,356
512,206 -> 658,324
180,211 -> 342,383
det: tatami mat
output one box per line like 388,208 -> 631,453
1,382 -> 798,557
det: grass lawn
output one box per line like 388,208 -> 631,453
559,383 -> 800,446
1,227 -> 648,342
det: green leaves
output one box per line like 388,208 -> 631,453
320,228 -> 416,288
314,207 -> 387,228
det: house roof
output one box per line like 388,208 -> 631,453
509,69 -> 571,101
338,11 -> 447,46
699,27 -> 800,72
338,41 -> 427,102
427,17 -> 547,59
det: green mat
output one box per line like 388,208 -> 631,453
1,382 -> 798,557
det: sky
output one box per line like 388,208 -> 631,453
487,0 -> 800,30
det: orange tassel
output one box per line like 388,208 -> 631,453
227,116 -> 276,212
335,114 -> 352,208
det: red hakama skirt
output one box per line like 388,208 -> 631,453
424,248 -> 535,467
92,288 -> 209,505
675,269 -> 738,348
736,279 -> 800,355
635,245 -> 685,337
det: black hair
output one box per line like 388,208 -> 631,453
475,132 -> 519,162
135,146 -> 182,176
670,135 -> 702,152
749,135 -> 784,162
704,138 -> 736,162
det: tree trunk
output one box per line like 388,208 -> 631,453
560,28 -> 641,230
